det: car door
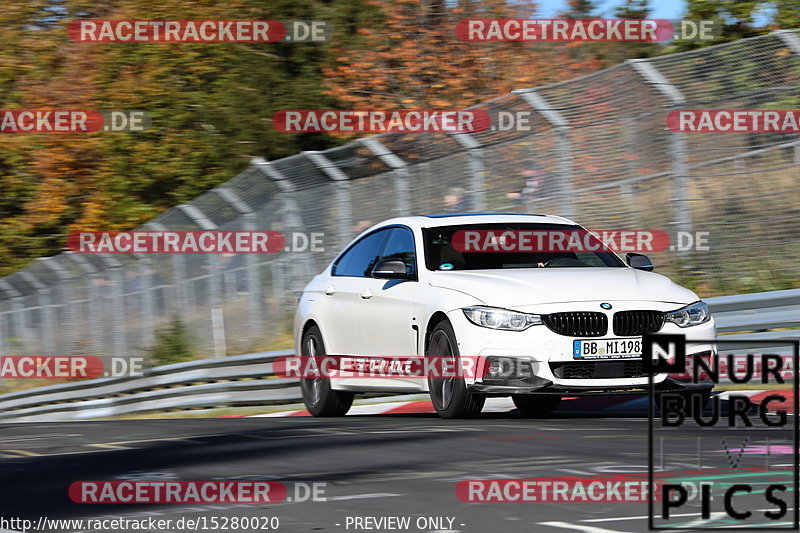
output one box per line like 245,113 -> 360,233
356,226 -> 424,391
320,229 -> 390,356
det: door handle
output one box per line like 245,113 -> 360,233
324,286 -> 336,296
360,289 -> 374,300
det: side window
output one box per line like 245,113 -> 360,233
378,227 -> 416,275
333,229 -> 390,277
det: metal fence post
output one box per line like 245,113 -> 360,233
0,307 -> 6,356
629,59 -> 692,255
514,89 -> 573,218
8,281 -> 33,353
176,203 -> 224,357
0,280 -> 23,354
135,254 -> 155,350
304,151 -> 353,250
146,222 -> 188,322
18,271 -> 55,354
250,157 -> 314,315
670,131 -> 692,237
252,158 -> 315,306
0,294 -> 9,355
447,133 -> 485,212
360,138 -> 412,215
270,261 -> 284,316
66,252 -> 101,356
213,187 -> 263,338
774,29 -> 800,54
95,255 -> 126,359
774,32 -> 800,172
38,257 -> 78,353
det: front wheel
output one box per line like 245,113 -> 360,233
426,320 -> 485,419
300,326 -> 354,417
512,395 -> 561,417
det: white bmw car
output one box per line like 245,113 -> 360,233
294,213 -> 715,418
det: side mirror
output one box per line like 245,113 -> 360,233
626,253 -> 654,271
371,259 -> 411,280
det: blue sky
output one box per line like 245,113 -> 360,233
537,0 -> 686,18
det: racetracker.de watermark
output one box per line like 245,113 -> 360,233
456,19 -> 719,42
68,20 -> 332,42
69,480 -> 326,504
668,110 -> 800,133
0,356 -> 144,379
456,477 -> 662,502
450,229 -> 709,254
0,110 -> 149,133
274,355 -> 534,380
70,481 -> 285,504
273,110 -> 491,133
67,231 -> 324,254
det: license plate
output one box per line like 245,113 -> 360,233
573,338 -> 642,359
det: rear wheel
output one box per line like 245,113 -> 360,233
300,326 -> 354,417
426,320 -> 485,419
512,395 -> 561,417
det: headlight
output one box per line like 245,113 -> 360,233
462,306 -> 543,331
665,301 -> 710,328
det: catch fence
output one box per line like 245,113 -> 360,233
1,31 -> 798,360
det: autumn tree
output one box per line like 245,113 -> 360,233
323,0 -> 602,111
0,0 -> 353,274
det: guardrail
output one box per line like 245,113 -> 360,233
0,288 -> 798,423
708,288 -> 800,341
0,350 -> 298,423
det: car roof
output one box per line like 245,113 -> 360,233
371,213 -> 578,230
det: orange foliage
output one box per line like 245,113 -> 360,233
324,0 -> 602,111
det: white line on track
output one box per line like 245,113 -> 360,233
539,521 -> 631,532
328,492 -> 402,501
584,507 -> 785,523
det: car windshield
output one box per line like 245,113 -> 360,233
422,223 -> 625,271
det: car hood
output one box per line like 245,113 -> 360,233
427,268 -> 698,307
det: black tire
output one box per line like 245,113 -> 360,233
300,326 -> 354,417
655,388 -> 712,416
426,320 -> 485,419
512,395 -> 562,417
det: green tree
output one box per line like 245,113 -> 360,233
148,316 -> 194,366
609,0 -> 656,60
674,0 -> 799,50
775,0 -> 800,28
614,0 -> 649,19
559,0 -> 597,18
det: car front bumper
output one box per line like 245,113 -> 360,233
469,376 -> 715,396
446,300 -> 717,392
